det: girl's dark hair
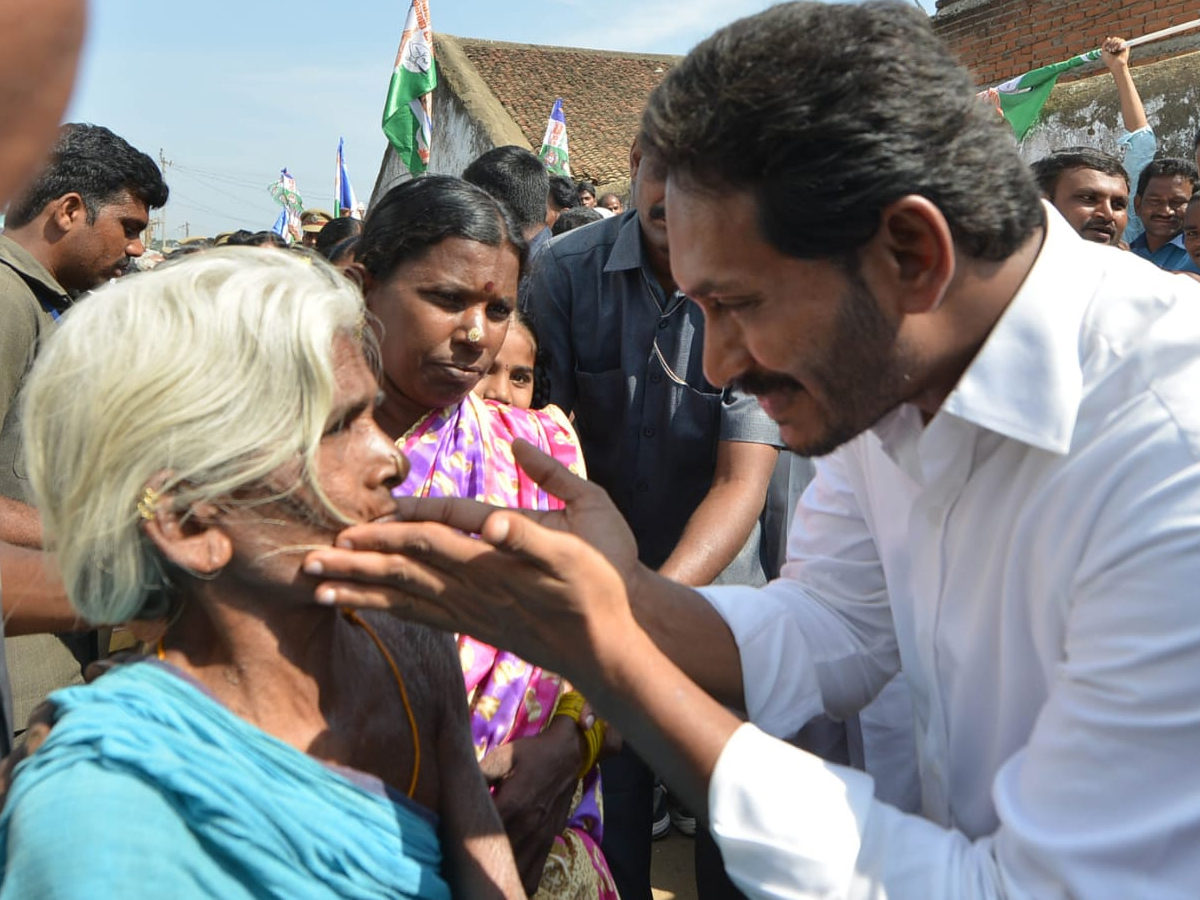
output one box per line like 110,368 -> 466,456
511,306 -> 551,409
357,175 -> 528,281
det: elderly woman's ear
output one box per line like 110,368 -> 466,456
138,485 -> 231,578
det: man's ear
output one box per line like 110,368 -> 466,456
629,135 -> 644,182
870,194 -> 956,317
47,192 -> 87,235
139,482 -> 232,578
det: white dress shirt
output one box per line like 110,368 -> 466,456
701,204 -> 1200,899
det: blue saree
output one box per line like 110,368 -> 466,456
0,661 -> 450,899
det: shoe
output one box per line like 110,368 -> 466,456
651,782 -> 671,840
668,798 -> 697,837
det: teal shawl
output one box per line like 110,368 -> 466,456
0,661 -> 450,899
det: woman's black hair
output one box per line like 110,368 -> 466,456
357,175 -> 528,281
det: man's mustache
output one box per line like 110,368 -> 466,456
732,370 -> 804,395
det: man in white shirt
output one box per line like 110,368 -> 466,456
305,3 -> 1200,898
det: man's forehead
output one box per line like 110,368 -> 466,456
1060,167 -> 1127,194
97,191 -> 150,220
1144,174 -> 1193,195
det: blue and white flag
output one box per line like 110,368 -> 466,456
537,98 -> 571,177
335,138 -> 361,219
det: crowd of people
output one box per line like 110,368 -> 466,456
1,1 -> 1200,899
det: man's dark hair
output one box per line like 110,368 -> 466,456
552,206 -> 603,236
1030,148 -> 1128,197
575,180 -> 596,199
1135,157 -> 1198,198
462,145 -> 549,232
641,1 -> 1042,263
548,175 -> 579,212
225,230 -> 288,249
5,123 -> 168,228
358,175 -> 527,281
314,215 -> 364,258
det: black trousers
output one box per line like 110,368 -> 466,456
598,744 -> 655,900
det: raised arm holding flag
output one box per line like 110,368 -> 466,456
981,16 -> 1200,141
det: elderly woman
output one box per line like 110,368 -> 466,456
0,249 -> 523,899
351,176 -> 618,900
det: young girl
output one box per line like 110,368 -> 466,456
472,308 -> 549,409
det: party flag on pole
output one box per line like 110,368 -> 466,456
267,169 -> 304,243
537,98 -> 571,177
271,208 -> 290,238
335,138 -> 361,219
979,50 -> 1100,141
382,0 -> 436,174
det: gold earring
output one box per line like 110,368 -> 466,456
137,486 -> 160,520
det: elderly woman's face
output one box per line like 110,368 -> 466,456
366,237 -> 519,415
218,336 -> 407,590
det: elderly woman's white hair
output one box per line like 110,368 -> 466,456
23,247 -> 373,625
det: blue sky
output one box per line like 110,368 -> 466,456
65,0 -> 803,239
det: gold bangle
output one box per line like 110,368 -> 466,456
553,691 -> 587,725
554,691 -> 605,778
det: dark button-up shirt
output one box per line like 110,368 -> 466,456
524,211 -> 780,570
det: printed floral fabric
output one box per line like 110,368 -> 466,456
398,393 -> 617,899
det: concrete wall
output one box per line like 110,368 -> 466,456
1017,49 -> 1200,164
933,0 -> 1200,89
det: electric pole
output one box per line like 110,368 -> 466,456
157,148 -> 172,250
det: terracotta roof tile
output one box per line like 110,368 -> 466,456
444,35 -> 680,186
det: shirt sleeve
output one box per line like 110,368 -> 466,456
0,285 -> 41,427
700,448 -> 899,737
1118,126 -> 1157,244
705,446 -> 1200,899
718,387 -> 783,446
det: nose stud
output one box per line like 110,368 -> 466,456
466,326 -> 483,344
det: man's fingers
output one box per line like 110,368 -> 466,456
512,439 -> 593,505
480,510 -> 588,579
307,523 -> 489,574
388,495 -> 502,535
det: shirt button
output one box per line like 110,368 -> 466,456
650,372 -> 662,384
657,319 -> 669,330
636,480 -> 649,492
643,427 -> 656,438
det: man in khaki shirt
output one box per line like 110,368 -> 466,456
0,123 -> 167,733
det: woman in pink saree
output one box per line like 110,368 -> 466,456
354,176 -> 617,900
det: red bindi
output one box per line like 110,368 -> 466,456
484,280 -> 495,293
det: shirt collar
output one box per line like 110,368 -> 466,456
0,234 -> 69,300
603,210 -> 651,274
930,202 -> 1098,455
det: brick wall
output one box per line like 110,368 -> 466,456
932,0 -> 1200,88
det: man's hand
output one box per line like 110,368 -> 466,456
302,441 -> 646,680
1101,36 -> 1129,72
481,719 -> 583,894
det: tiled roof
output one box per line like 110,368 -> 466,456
439,35 -> 680,187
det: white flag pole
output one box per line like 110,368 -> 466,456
1125,17 -> 1200,48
